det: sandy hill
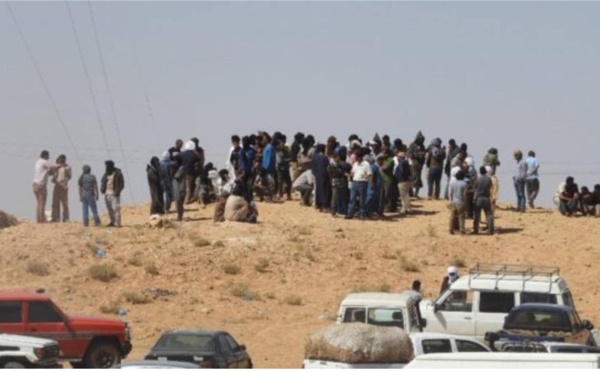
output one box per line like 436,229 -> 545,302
0,200 -> 599,367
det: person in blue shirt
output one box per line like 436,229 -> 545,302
525,150 -> 540,208
366,154 -> 384,218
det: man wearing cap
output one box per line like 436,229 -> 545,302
101,160 -> 125,227
513,150 -> 528,213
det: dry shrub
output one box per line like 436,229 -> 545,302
145,263 -> 160,276
298,226 -> 312,236
223,264 -> 241,275
353,252 -> 364,260
399,255 -> 420,273
284,295 -> 303,306
352,284 -> 391,293
128,254 -> 143,267
382,251 -> 397,260
0,210 -> 18,229
26,261 -> 50,276
449,256 -> 467,268
88,264 -> 119,282
305,323 -> 413,363
230,283 -> 260,301
123,291 -> 153,305
213,240 -> 225,248
255,258 -> 270,273
99,301 -> 121,315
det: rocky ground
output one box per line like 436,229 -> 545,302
1,199 -> 599,367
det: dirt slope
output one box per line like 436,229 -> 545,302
1,200 -> 599,368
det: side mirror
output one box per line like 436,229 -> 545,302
239,344 -> 247,351
582,320 -> 594,330
433,303 -> 440,313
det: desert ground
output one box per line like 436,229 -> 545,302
1,199 -> 599,368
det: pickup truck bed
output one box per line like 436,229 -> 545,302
303,359 -> 406,369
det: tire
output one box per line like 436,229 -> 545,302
83,340 -> 121,369
248,360 -> 253,369
70,362 -> 86,368
0,360 -> 28,369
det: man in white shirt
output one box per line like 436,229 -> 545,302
345,150 -> 372,220
33,150 -> 61,223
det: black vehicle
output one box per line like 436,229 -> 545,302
145,330 -> 252,368
485,304 -> 596,351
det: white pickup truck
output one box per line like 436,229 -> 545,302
302,333 -> 490,368
0,333 -> 61,368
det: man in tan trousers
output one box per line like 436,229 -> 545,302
33,150 -> 61,223
51,154 -> 71,222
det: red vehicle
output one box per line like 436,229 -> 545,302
0,291 -> 132,368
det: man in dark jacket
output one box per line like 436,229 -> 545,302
147,156 -> 165,216
101,160 -> 125,227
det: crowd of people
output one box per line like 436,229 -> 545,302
31,130 -> 600,229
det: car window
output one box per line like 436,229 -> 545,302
505,310 -> 570,332
554,347 -> 585,353
520,292 -> 557,305
479,292 -> 514,313
225,335 -> 240,351
562,292 -> 575,308
343,307 -> 366,323
439,291 -> 472,312
156,334 -> 215,352
28,301 -> 63,323
421,339 -> 452,354
366,308 -> 404,328
0,302 -> 22,323
456,340 -> 488,352
218,335 -> 232,355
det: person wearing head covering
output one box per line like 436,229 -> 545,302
78,165 -> 101,227
407,131 -> 427,198
51,154 -> 71,223
101,160 -> 125,227
463,156 -> 478,219
311,144 -> 331,212
486,165 -> 499,220
439,266 -> 460,296
170,153 -> 186,221
290,132 -> 305,182
513,150 -> 528,213
159,151 -> 173,213
425,138 -> 446,200
147,156 -> 165,217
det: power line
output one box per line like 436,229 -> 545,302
131,44 -> 162,151
5,2 -> 81,163
64,0 -> 112,159
87,0 -> 135,203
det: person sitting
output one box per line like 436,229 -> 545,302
559,177 -> 580,217
580,186 -> 596,216
223,179 -> 259,223
292,169 -> 315,206
254,168 -> 275,202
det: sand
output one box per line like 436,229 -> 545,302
1,199 -> 599,368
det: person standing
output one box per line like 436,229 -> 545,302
276,141 -> 293,201
159,151 -> 173,213
525,151 -> 540,208
147,156 -> 165,216
439,266 -> 460,295
312,144 -> 330,212
170,154 -> 186,221
78,165 -> 101,227
444,139 -> 459,200
345,150 -> 372,220
407,131 -> 427,198
33,150 -> 61,223
394,150 -> 412,215
449,171 -> 468,235
101,160 -> 125,227
513,150 -> 528,213
425,138 -> 446,200
473,166 -> 494,235
290,132 -> 305,182
51,154 -> 71,223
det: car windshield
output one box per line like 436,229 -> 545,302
154,334 -> 215,353
366,308 -> 405,328
505,310 -> 571,332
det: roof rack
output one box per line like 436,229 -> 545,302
468,263 -> 560,292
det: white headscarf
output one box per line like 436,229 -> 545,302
183,140 -> 195,151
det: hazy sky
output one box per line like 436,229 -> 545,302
2,1 -> 599,220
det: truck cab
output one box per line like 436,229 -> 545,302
420,264 -> 574,339
337,292 -> 425,333
0,291 -> 132,368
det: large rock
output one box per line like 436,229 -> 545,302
305,323 -> 413,364
0,210 -> 18,229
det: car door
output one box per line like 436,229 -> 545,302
217,334 -> 238,368
455,339 -> 491,352
428,290 -> 476,336
0,301 -> 26,334
475,291 -> 516,338
225,334 -> 250,368
25,300 -> 81,359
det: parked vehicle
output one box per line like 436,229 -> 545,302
336,292 -> 425,333
499,341 -> 600,353
112,360 -> 200,369
420,264 -> 574,339
485,304 -> 596,350
302,332 -> 491,368
0,291 -> 132,368
0,333 -> 61,368
404,352 -> 600,368
145,330 -> 252,368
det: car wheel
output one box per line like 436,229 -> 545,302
1,360 -> 28,368
70,361 -> 86,368
248,360 -> 253,369
84,340 -> 121,368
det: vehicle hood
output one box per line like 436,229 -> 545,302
0,333 -> 57,348
67,315 -> 126,330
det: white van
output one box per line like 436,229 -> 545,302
404,352 -> 600,369
421,264 -> 574,339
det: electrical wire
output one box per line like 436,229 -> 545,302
64,0 -> 112,159
87,0 -> 135,203
5,2 -> 81,163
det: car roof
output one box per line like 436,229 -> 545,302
450,275 -> 568,293
340,292 -> 419,306
161,330 -> 223,336
413,352 -> 600,361
116,360 -> 200,368
0,291 -> 50,301
511,304 -> 574,312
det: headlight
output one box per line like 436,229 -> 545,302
34,347 -> 45,359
